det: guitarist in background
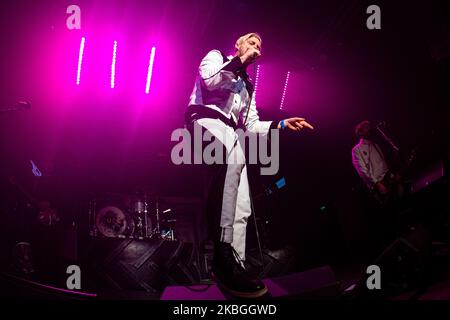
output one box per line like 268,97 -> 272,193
351,120 -> 407,253
352,120 -> 403,206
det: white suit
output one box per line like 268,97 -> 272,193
186,49 -> 275,261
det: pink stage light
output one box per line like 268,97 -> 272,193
76,37 -> 85,85
111,40 -> 117,89
280,71 -> 290,110
145,46 -> 156,94
253,65 -> 261,99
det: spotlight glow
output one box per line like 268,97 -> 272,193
280,71 -> 290,110
76,37 -> 85,85
111,40 -> 117,89
145,46 -> 156,94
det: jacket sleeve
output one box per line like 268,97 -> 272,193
243,95 -> 275,136
352,147 -> 376,188
199,50 -> 241,90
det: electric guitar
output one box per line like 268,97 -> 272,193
371,148 -> 417,206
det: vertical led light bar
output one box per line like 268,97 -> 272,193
253,65 -> 261,99
111,40 -> 117,89
280,71 -> 290,110
145,46 -> 156,94
76,37 -> 85,85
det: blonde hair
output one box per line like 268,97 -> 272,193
235,32 -> 262,51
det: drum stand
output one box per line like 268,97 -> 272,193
144,198 -> 149,238
135,194 -> 153,240
155,197 -> 161,235
135,215 -> 145,239
88,199 -> 98,237
151,198 -> 176,241
144,197 -> 161,239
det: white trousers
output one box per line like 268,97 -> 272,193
195,118 -> 252,261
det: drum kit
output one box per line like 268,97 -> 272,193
88,191 -> 176,240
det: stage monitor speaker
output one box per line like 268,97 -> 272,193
266,265 -> 341,299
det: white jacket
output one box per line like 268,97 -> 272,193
188,49 -> 273,135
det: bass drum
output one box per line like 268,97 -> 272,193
95,206 -> 135,238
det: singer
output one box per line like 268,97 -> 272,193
185,32 -> 314,298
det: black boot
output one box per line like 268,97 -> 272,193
211,242 -> 267,298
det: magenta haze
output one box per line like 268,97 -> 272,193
171,123 -> 280,176
2,1 -> 356,185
